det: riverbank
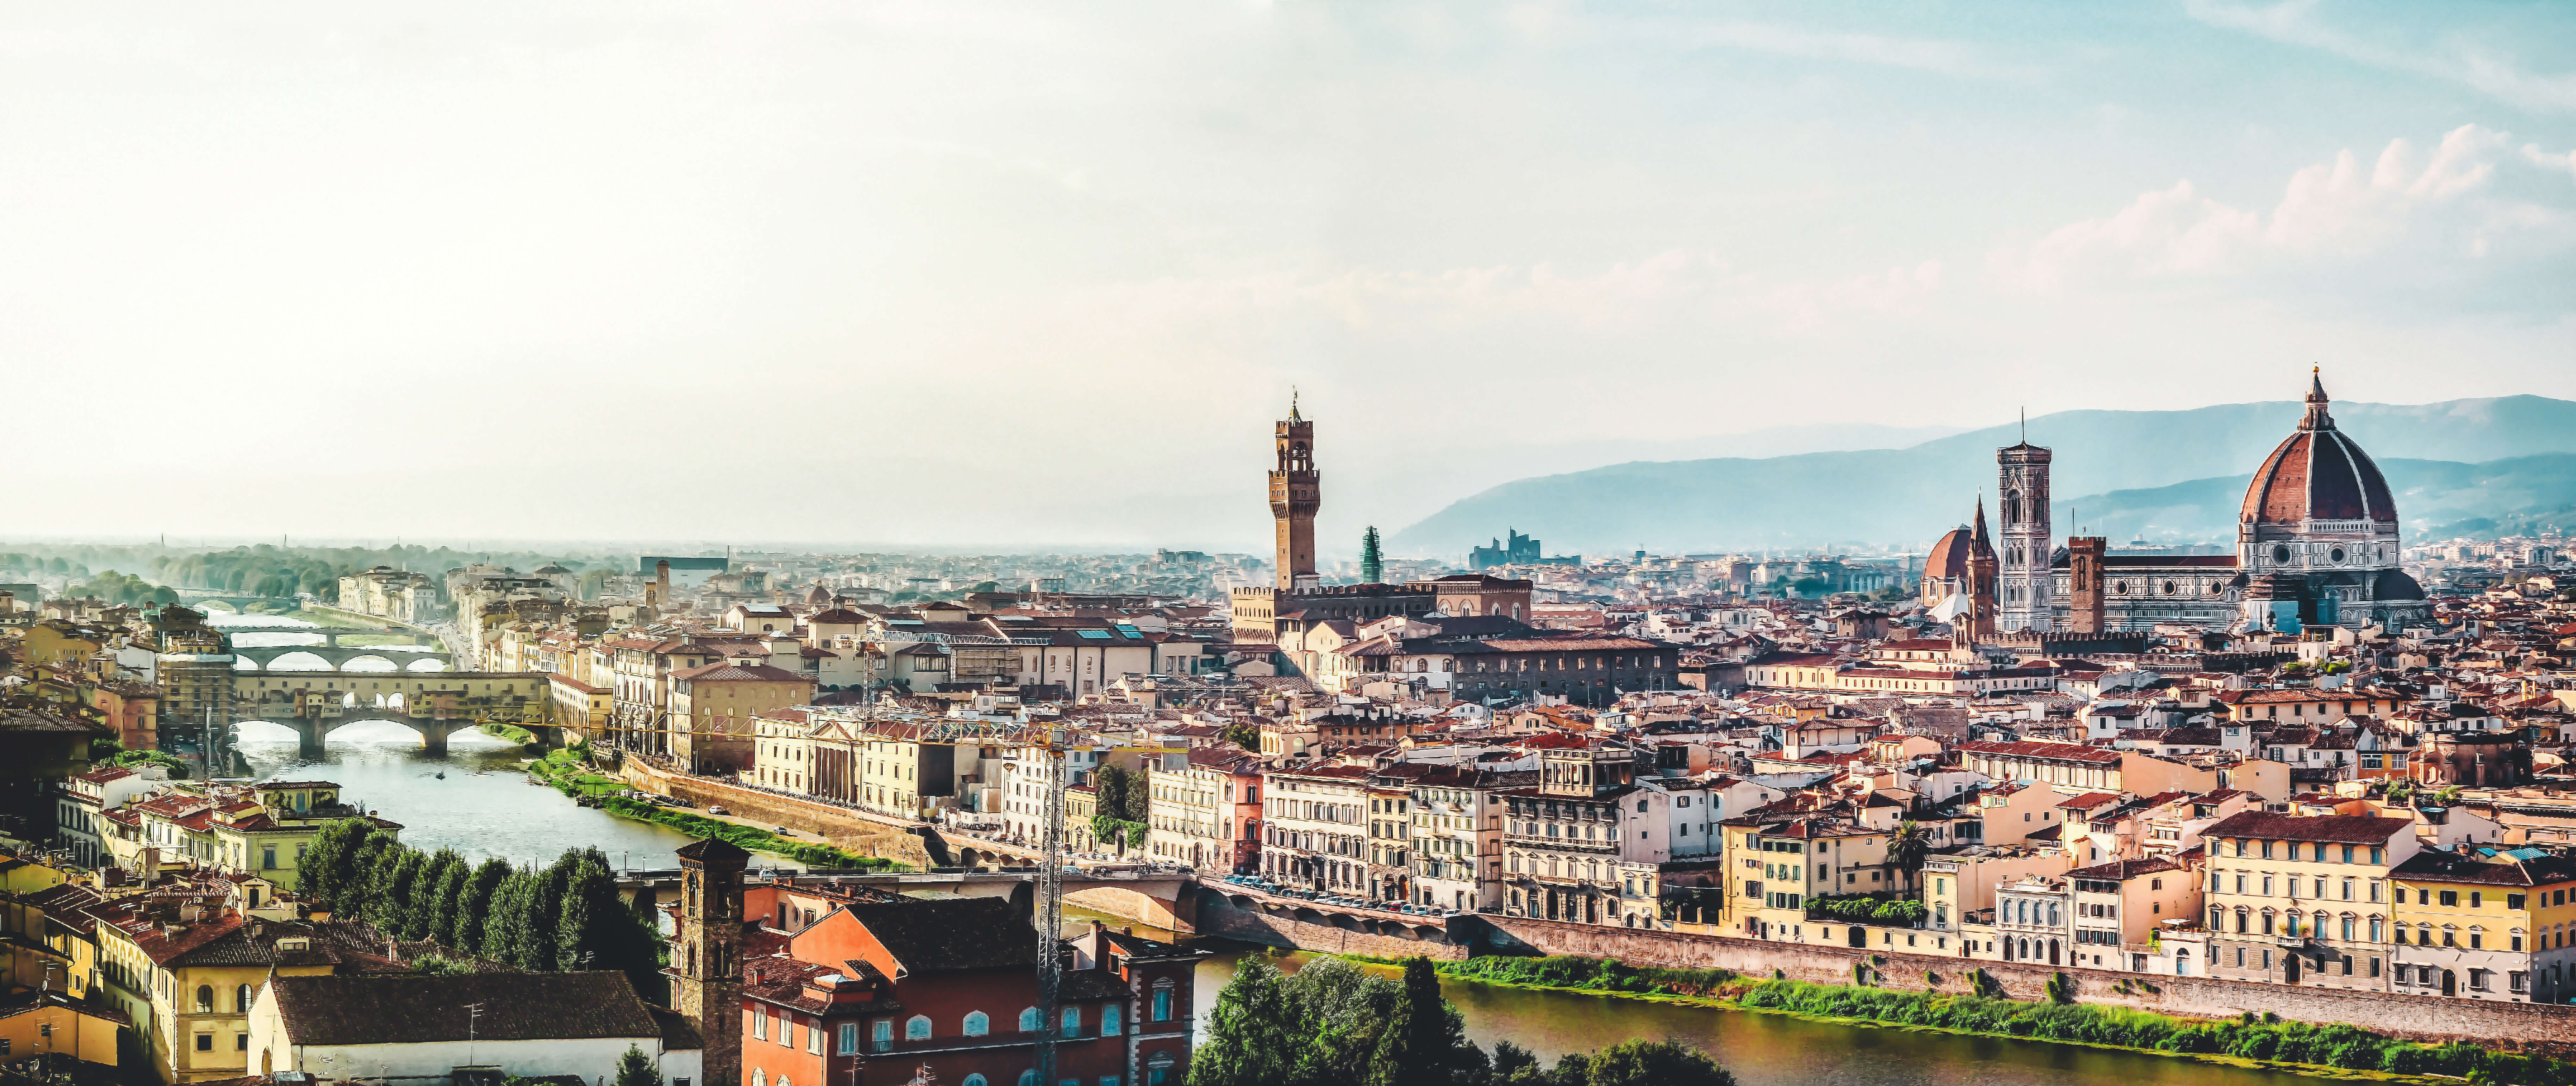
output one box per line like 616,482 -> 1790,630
1385,954 -> 2569,1085
595,796 -> 906,871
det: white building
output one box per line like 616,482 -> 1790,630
249,972 -> 700,1085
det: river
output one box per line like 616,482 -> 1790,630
229,719 -> 771,872
228,719 -> 2313,1084
1180,949 -> 2322,1086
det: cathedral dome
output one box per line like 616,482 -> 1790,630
2240,371 -> 2397,527
1926,526 -> 1976,580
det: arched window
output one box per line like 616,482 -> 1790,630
196,985 -> 214,1013
906,1015 -> 932,1040
1019,1007 -> 1042,1032
751,1072 -> 765,1086
1019,1073 -> 1039,1086
964,1011 -> 990,1037
963,1078 -> 988,1086
237,983 -> 254,1012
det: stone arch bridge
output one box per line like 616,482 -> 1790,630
614,868 -> 1202,934
230,644 -> 454,672
231,671 -> 553,758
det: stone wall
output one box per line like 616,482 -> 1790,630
620,759 -> 935,869
1482,916 -> 2576,1058
1195,890 -> 1470,961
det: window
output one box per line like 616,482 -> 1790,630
1021,1075 -> 1040,1086
808,1019 -> 823,1054
907,1015 -> 932,1040
838,1022 -> 858,1055
965,1079 -> 989,1086
753,1011 -> 768,1040
965,1011 -> 990,1037
237,983 -> 253,1012
1021,1007 -> 1043,1032
1152,982 -> 1174,1021
752,1073 -> 765,1086
1103,1003 -> 1123,1035
196,1033 -> 214,1052
873,1019 -> 893,1053
1063,1007 -> 1083,1038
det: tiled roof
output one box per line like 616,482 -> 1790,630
845,898 -> 1038,973
2202,811 -> 2413,845
1957,740 -> 2122,765
271,972 -> 661,1045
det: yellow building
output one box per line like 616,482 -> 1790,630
2390,847 -> 2576,1002
22,619 -> 110,669
2200,811 -> 2416,991
91,891 -> 347,1083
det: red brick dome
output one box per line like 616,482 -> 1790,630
2240,371 -> 2397,527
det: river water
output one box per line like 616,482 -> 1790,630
231,719 -> 736,872
228,720 -> 2313,1084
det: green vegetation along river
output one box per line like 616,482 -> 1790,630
1189,948 -> 2325,1086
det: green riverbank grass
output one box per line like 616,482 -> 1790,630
596,795 -> 906,872
1333,954 -> 2569,1085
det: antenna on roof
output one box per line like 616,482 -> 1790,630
2020,407 -> 2025,444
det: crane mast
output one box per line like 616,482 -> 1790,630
1034,728 -> 1067,1084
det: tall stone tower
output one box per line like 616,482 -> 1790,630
2067,536 -> 2107,634
673,837 -> 749,1086
1270,396 -> 1320,593
1998,438 -> 2054,633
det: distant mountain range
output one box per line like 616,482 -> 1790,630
1388,395 -> 2576,556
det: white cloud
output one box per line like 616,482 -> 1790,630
2186,0 -> 2576,113
1997,125 -> 2576,289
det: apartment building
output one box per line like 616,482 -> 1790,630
1260,765 -> 1373,894
1142,749 -> 1262,874
2390,847 -> 2576,1002
2201,811 -> 2417,990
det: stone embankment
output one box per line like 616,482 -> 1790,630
619,757 -> 934,870
1481,915 -> 2576,1059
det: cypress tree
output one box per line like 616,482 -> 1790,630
372,847 -> 425,937
414,850 -> 467,944
342,829 -> 400,918
479,868 -> 528,963
557,850 -> 624,971
454,858 -> 510,953
515,852 -> 577,971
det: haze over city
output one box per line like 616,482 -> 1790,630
6,1 -> 2574,549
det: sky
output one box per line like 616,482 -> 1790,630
3,1 -> 2572,554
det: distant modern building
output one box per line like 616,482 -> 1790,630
1470,529 -> 1543,570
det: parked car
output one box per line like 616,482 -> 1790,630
706,806 -> 730,816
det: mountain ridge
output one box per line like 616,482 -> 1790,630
1390,394 -> 2576,555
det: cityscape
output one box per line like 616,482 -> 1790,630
6,5 -> 2576,1086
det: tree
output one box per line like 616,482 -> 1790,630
454,858 -> 510,952
611,1045 -> 661,1086
1369,957 -> 1471,1086
296,818 -> 376,911
372,847 -> 426,937
1220,721 -> 1262,752
557,849 -> 629,972
415,850 -> 468,943
479,869 -> 530,963
1577,1039 -> 1736,1086
1490,1041 -> 1546,1086
513,853 -> 578,971
1887,821 -> 1932,879
1190,958 -> 1307,1086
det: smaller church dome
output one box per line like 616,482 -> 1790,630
1926,526 -> 1976,580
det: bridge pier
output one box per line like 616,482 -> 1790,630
293,719 -> 327,761
416,720 -> 458,756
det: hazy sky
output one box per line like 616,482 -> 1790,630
5,1 -> 2572,553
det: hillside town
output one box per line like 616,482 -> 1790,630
4,383 -> 2576,1084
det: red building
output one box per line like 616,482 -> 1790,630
737,897 -> 1205,1086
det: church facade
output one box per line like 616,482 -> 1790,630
1921,372 -> 2431,635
